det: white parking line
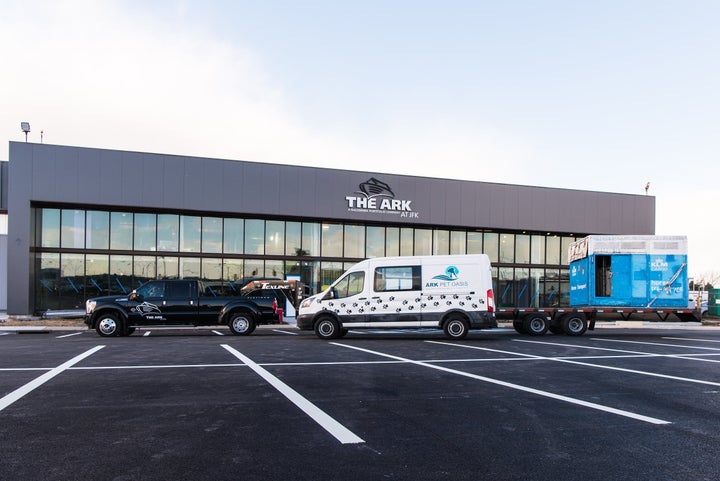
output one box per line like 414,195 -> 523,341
272,329 -> 299,335
0,345 -> 105,412
56,332 -> 83,339
212,330 -> 225,336
592,338 -> 720,351
332,342 -> 671,425
221,344 -> 365,444
0,332 -> 9,336
143,331 -> 151,337
663,337 -> 720,343
507,339 -> 720,383
664,337 -> 720,344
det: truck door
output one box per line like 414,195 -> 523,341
160,280 -> 200,325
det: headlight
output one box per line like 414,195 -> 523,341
300,298 -> 314,309
86,300 -> 96,314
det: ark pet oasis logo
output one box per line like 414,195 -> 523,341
426,265 -> 469,288
345,178 -> 418,218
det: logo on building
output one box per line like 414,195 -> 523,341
345,178 -> 417,218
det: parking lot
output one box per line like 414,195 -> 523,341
1,325 -> 720,481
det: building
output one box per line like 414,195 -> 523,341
3,142 -> 655,316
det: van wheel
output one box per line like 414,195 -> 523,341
522,314 -> 549,336
229,311 -> 256,335
561,313 -> 587,336
315,317 -> 341,339
96,313 -> 121,337
443,316 -> 469,340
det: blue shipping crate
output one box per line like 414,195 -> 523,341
568,235 -> 688,308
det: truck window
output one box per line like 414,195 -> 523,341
166,281 -> 192,299
374,266 -> 421,292
334,272 -> 365,299
136,281 -> 165,298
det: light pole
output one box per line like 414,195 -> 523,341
21,122 -> 30,142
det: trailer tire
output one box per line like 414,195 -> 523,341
561,313 -> 587,336
522,314 -> 549,336
228,311 -> 256,335
513,319 -> 527,334
315,316 -> 341,339
443,315 -> 469,340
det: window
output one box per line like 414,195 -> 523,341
373,266 -> 421,292
483,232 -> 499,262
499,233 -> 514,263
180,215 -> 201,252
333,271 -> 365,298
285,222 -> 302,256
157,214 -> 179,252
134,213 -> 156,251
202,217 -> 223,253
321,223 -> 343,257
467,231 -> 483,254
265,220 -> 285,256
166,281 -> 192,299
414,229 -> 432,256
531,235 -> 545,264
546,236 -> 561,265
37,208 -> 61,248
366,226 -> 385,258
516,234 -> 530,264
223,218 -> 244,254
137,281 -> 165,298
245,219 -> 265,255
111,212 -> 133,250
450,231 -> 466,255
385,227 -> 399,257
61,209 -> 85,249
86,211 -> 109,250
344,225 -> 365,258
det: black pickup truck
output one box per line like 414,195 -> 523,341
84,279 -> 281,337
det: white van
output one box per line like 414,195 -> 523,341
297,255 -> 496,339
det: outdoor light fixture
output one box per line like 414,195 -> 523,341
21,122 -> 30,142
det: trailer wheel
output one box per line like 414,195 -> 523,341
561,313 -> 587,336
443,316 -> 469,340
96,313 -> 121,337
513,319 -> 527,334
522,314 -> 549,336
228,311 -> 256,335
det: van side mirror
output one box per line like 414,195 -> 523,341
324,289 -> 336,300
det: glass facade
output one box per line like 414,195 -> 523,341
30,206 -> 575,312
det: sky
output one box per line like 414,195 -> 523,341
1,0 -> 718,283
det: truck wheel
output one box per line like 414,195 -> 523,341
96,313 -> 121,337
522,314 -> 549,336
229,312 -> 256,335
443,316 -> 469,340
561,314 -> 587,336
315,316 -> 341,339
513,319 -> 527,334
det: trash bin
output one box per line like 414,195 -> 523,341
709,289 -> 720,317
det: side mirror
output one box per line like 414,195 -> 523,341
130,291 -> 141,302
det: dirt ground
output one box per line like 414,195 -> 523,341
0,318 -> 86,327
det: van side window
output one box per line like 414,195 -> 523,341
334,272 -> 365,298
374,266 -> 421,292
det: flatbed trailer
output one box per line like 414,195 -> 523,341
496,307 -> 702,336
